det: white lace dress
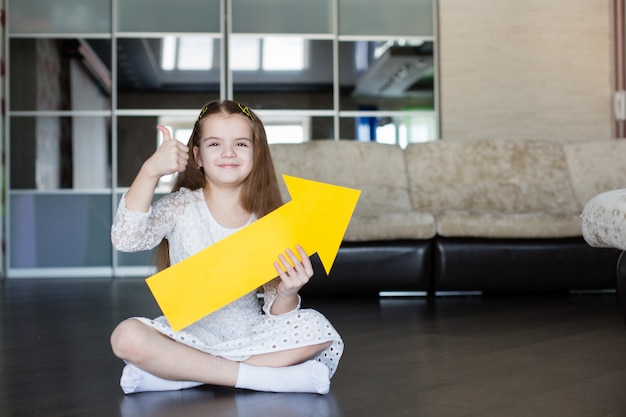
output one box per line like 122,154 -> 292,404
111,187 -> 343,377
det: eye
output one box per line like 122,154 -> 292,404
207,141 -> 219,147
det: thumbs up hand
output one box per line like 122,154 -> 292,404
142,125 -> 190,178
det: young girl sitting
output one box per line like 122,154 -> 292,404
110,100 -> 343,395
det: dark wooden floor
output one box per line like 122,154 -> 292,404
1,278 -> 626,417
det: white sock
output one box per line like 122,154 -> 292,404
120,364 -> 204,394
235,360 -> 330,394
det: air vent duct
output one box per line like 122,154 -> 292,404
353,45 -> 433,98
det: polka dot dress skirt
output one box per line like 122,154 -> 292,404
135,308 -> 343,377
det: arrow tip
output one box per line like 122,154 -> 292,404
283,175 -> 361,275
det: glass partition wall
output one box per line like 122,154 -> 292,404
5,0 -> 437,278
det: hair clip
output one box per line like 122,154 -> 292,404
238,103 -> 255,122
197,105 -> 209,121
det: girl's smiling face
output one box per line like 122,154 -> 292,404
193,113 -> 254,188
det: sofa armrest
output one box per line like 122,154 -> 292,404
581,189 -> 626,251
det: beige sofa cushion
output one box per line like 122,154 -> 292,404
270,140 -> 436,241
437,211 -> 582,238
404,138 -> 581,238
404,139 -> 580,215
563,140 -> 626,210
345,212 -> 436,241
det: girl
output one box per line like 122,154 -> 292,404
110,100 -> 343,395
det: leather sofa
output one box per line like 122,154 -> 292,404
269,138 -> 626,297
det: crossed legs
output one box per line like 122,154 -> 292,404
110,318 -> 332,394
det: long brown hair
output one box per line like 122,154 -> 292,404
155,100 -> 283,271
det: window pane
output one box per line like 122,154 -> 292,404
10,193 -> 112,268
339,40 -> 434,112
117,115 -> 199,188
233,38 -> 333,110
232,37 -> 306,71
117,116 -> 161,187
10,116 -> 112,190
232,0 -> 332,34
264,115 -> 311,144
339,0 -> 433,37
117,37 -> 221,110
230,38 -> 260,71
263,38 -> 306,71
309,117 -> 335,140
176,37 -> 214,70
265,125 -> 305,144
117,0 -> 220,33
340,113 -> 437,146
10,38 -> 111,111
9,0 -> 111,34
160,37 -> 177,70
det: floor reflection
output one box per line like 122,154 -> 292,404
119,386 -> 340,417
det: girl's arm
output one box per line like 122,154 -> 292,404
111,126 -> 189,252
125,125 -> 189,213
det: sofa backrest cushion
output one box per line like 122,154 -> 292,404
563,139 -> 626,210
270,140 -> 413,217
404,138 -> 580,214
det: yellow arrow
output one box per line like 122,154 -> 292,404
145,175 -> 361,331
